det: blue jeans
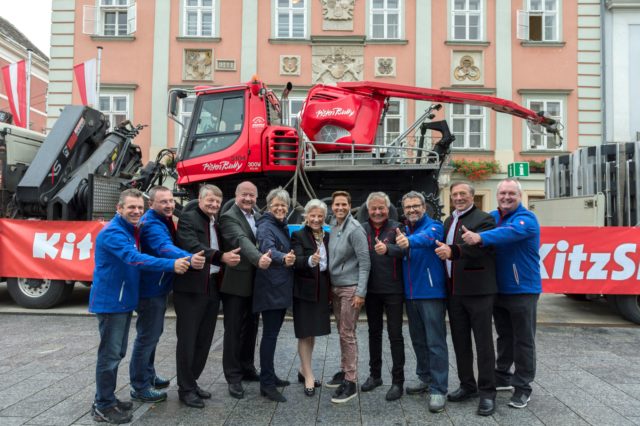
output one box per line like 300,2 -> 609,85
95,312 -> 133,410
259,309 -> 286,387
129,295 -> 167,392
406,298 -> 448,395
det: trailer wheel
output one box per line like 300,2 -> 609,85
613,295 -> 640,325
6,278 -> 73,309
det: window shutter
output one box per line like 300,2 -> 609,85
127,2 -> 137,34
516,9 -> 529,40
83,5 -> 98,35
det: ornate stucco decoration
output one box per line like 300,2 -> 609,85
375,57 -> 396,77
184,49 -> 213,81
321,0 -> 355,30
453,55 -> 481,82
280,55 -> 301,76
312,46 -> 363,83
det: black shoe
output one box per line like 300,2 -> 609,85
243,369 -> 260,382
386,384 -> 403,401
195,386 -> 211,399
406,381 -> 429,395
331,380 -> 357,403
261,386 -> 287,402
477,398 -> 496,416
228,383 -> 245,399
508,391 -> 531,409
115,399 -> 133,411
275,376 -> 291,387
298,371 -> 322,387
152,375 -> 170,389
92,404 -> 133,424
304,386 -> 316,397
360,376 -> 383,392
447,387 -> 479,402
325,371 -> 345,388
179,391 -> 205,409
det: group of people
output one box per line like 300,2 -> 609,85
87,177 -> 542,424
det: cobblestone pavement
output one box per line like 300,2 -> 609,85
1,314 -> 640,425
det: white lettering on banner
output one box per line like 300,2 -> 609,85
202,161 -> 243,173
314,108 -> 356,119
540,240 -> 639,281
33,232 -> 93,261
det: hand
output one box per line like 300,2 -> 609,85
460,225 -> 482,246
258,249 -> 272,269
222,247 -> 241,266
173,257 -> 190,274
395,227 -> 409,249
190,250 -> 206,270
374,237 -> 387,255
434,240 -> 451,260
352,295 -> 365,309
284,250 -> 296,267
310,248 -> 321,267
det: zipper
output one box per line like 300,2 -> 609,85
427,268 -> 434,287
513,263 -> 520,285
118,281 -> 125,302
158,272 -> 165,286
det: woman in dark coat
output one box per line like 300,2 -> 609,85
291,199 -> 331,396
253,188 -> 296,402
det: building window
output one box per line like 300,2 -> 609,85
83,1 -> 136,36
370,0 -> 401,40
451,0 -> 482,41
275,0 -> 307,39
183,0 -> 214,37
177,96 -> 196,144
517,0 -> 559,42
99,93 -> 129,130
377,100 -> 404,145
450,103 -> 486,149
526,99 -> 563,150
285,98 -> 305,128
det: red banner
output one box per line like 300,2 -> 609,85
0,219 -> 105,281
1,220 -> 640,295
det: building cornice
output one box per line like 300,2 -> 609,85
606,0 -> 640,10
517,89 -> 574,95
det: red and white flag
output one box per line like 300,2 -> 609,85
1,60 -> 27,128
74,58 -> 97,106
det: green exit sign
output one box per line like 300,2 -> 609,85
508,162 -> 529,177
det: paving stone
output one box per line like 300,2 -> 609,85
569,405 -> 636,426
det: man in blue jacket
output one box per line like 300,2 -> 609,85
461,178 -> 541,409
129,186 -> 205,403
89,189 -> 192,424
396,191 -> 448,413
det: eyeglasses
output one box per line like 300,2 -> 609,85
403,204 -> 423,211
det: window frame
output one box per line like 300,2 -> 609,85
99,0 -> 130,36
369,0 -> 403,40
518,0 -> 561,42
274,0 -> 308,39
377,99 -> 405,146
524,97 -> 564,151
98,92 -> 131,131
181,0 -> 219,38
450,0 -> 484,41
448,103 -> 487,150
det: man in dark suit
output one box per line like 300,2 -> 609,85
219,181 -> 273,399
174,184 -> 241,408
435,181 -> 497,416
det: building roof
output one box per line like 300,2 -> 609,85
0,15 -> 48,61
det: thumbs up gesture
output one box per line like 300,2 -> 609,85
222,247 -> 241,266
310,248 -> 321,267
258,249 -> 272,269
374,237 -> 388,255
395,227 -> 409,249
434,240 -> 451,260
284,249 -> 296,267
460,225 -> 482,246
173,257 -> 191,274
190,250 -> 206,270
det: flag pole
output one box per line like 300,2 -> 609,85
26,49 -> 32,129
95,46 -> 103,108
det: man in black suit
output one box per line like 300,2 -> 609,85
174,184 -> 241,408
219,181 -> 273,399
435,181 -> 497,416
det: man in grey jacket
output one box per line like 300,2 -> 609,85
326,190 -> 371,404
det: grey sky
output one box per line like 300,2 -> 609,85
0,0 -> 53,56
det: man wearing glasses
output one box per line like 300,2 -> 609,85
396,191 -> 448,413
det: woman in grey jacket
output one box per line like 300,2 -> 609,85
325,191 -> 371,404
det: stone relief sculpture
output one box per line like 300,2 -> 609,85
453,55 -> 481,81
312,46 -> 363,83
321,0 -> 355,30
375,57 -> 396,77
280,56 -> 301,76
184,49 -> 213,81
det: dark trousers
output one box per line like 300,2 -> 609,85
221,292 -> 259,384
259,309 -> 286,387
447,294 -> 496,399
493,293 -> 539,396
174,287 -> 220,394
129,294 -> 167,392
95,312 -> 132,410
365,292 -> 405,384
